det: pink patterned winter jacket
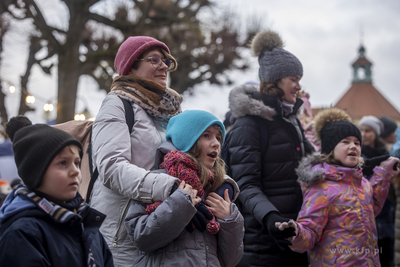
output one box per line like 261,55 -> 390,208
290,155 -> 394,267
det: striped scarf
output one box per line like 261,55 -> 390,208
14,185 -> 87,224
146,151 -> 220,234
109,74 -> 182,121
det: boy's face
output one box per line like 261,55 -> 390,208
333,136 -> 361,168
197,125 -> 222,170
37,145 -> 81,201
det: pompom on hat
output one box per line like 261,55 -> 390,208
251,30 -> 303,83
166,110 -> 225,153
313,108 -> 362,155
5,116 -> 82,190
114,36 -> 175,76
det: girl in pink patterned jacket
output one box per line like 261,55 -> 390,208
275,108 -> 400,267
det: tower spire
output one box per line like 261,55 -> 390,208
352,28 -> 372,83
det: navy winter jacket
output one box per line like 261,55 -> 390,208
0,186 -> 114,267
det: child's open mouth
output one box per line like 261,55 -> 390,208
207,152 -> 218,159
348,152 -> 357,157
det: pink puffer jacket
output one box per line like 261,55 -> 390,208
290,155 -> 394,267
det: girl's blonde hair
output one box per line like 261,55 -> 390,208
185,125 -> 225,192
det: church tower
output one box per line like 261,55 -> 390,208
334,42 -> 400,121
352,44 -> 372,83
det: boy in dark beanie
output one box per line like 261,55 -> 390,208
0,116 -> 114,267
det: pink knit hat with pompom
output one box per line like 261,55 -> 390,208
114,36 -> 170,75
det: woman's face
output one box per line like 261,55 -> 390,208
277,75 -> 302,104
129,48 -> 168,86
359,125 -> 377,147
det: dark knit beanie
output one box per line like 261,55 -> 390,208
5,116 -> 83,190
313,108 -> 362,155
251,30 -> 303,83
379,116 -> 397,138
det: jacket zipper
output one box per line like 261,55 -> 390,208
113,199 -> 131,247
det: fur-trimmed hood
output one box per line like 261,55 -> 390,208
228,84 -> 276,121
296,153 -> 363,187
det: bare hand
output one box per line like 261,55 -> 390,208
206,189 -> 231,219
178,181 -> 201,205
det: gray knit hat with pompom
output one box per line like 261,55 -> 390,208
251,30 -> 303,83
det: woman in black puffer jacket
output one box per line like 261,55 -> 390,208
226,30 -> 314,267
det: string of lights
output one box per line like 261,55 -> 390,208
3,82 -> 93,122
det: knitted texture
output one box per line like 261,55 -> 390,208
114,36 -> 170,75
313,108 -> 361,155
251,30 -> 303,83
379,116 -> 397,138
320,121 -> 362,155
109,74 -> 182,121
166,110 -> 225,152
146,150 -> 220,234
5,116 -> 82,190
358,115 -> 384,136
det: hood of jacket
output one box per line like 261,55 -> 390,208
228,84 -> 303,121
0,187 -> 36,224
296,153 -> 363,187
228,84 -> 276,121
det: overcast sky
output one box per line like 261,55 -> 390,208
2,0 -> 400,123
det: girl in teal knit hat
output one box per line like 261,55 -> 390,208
124,110 -> 244,267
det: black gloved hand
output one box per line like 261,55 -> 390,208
185,201 -> 213,233
263,213 -> 295,239
213,182 -> 234,201
363,155 -> 390,178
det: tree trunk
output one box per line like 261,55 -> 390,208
56,1 -> 88,123
56,52 -> 81,123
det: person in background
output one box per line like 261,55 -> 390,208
0,116 -> 113,266
275,108 -> 399,266
359,115 -> 395,267
90,36 -> 187,266
0,131 -> 21,186
392,125 -> 400,266
391,126 -> 400,159
0,180 -> 12,207
298,91 -> 321,152
225,30 -> 314,266
380,116 -> 398,149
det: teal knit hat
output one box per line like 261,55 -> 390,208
166,110 -> 225,152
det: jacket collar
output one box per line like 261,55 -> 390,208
228,84 -> 303,121
296,153 -> 363,187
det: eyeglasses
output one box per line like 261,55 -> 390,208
136,55 -> 172,70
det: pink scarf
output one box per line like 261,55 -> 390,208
146,150 -> 220,234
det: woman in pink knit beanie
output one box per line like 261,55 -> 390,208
89,36 -> 185,266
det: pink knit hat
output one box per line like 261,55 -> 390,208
114,36 -> 170,75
